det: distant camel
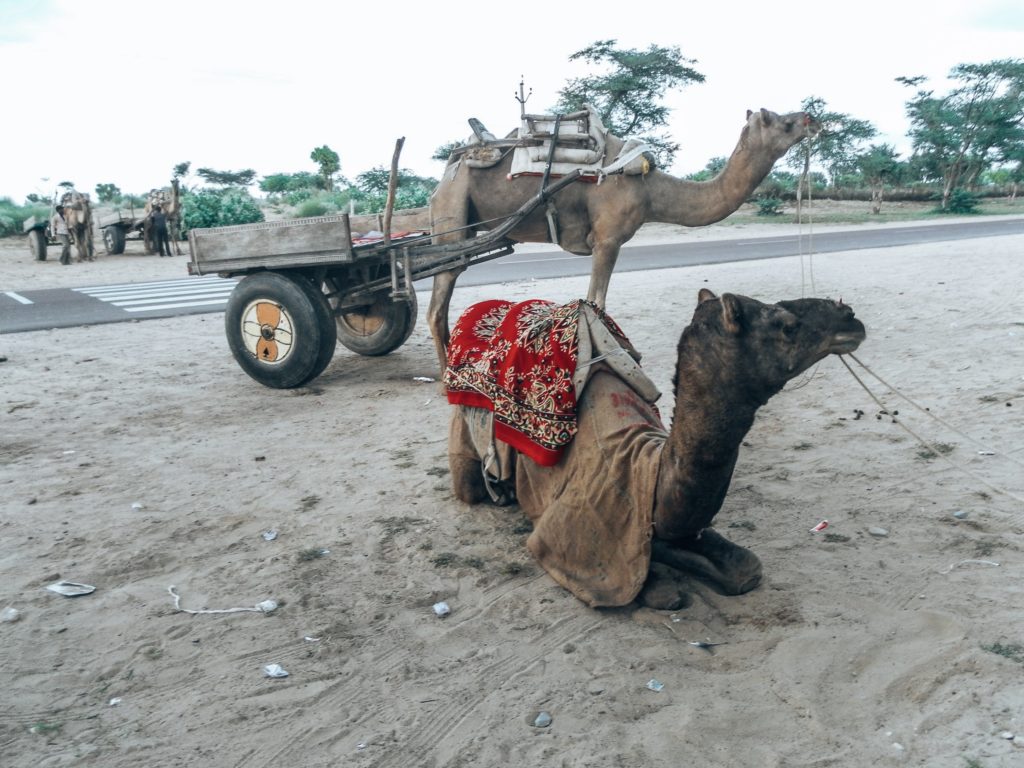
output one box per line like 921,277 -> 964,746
144,180 -> 183,255
60,190 -> 95,262
427,107 -> 821,371
447,290 -> 865,608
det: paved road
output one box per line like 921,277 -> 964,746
2,217 -> 1022,334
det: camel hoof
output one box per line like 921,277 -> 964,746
651,529 -> 763,596
638,564 -> 693,610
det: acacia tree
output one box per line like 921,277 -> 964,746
95,183 -> 121,203
899,59 -> 1024,210
855,144 -> 902,213
195,167 -> 258,187
311,145 -> 341,190
786,96 -> 876,192
553,39 -> 705,167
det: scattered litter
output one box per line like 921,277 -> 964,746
45,580 -> 95,597
168,586 -> 278,615
689,640 -> 727,653
432,601 -> 451,617
130,502 -> 144,511
977,450 -> 996,456
952,510 -> 969,520
868,527 -> 889,537
530,711 -> 553,728
62,450 -> 75,455
262,663 -> 289,678
261,529 -> 278,541
254,455 -> 266,462
892,742 -> 904,751
109,697 -> 122,707
303,635 -> 320,643
669,614 -> 681,623
941,559 -> 1000,574
646,679 -> 664,692
810,520 -> 829,532
356,742 -> 367,752
413,376 -> 435,383
1,607 -> 21,623
1001,731 -> 1015,740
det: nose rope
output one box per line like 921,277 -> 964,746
797,135 -> 816,297
839,354 -> 1024,507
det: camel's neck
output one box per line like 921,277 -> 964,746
653,335 -> 771,541
646,140 -> 781,227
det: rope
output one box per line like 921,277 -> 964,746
168,586 -> 278,615
838,356 -> 1024,506
796,138 -> 816,297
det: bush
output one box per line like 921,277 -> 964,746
181,188 -> 264,233
295,199 -> 328,217
941,188 -> 979,214
0,197 -> 50,237
755,196 -> 784,216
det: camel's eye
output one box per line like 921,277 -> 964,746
784,121 -> 794,133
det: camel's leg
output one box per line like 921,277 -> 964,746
585,240 -> 625,308
427,268 -> 465,375
638,562 -> 693,610
448,408 -> 488,504
650,530 -> 763,596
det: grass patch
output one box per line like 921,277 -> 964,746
298,547 -> 328,562
376,516 -> 428,536
29,721 -> 63,735
299,494 -> 320,511
728,520 -> 757,532
981,642 -> 1024,664
917,442 -> 955,460
431,552 -> 485,570
823,533 -> 851,543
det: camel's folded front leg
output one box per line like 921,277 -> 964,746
427,268 -> 464,375
650,529 -> 763,596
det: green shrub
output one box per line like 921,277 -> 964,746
0,198 -> 50,237
181,188 -> 264,233
296,199 -> 328,217
755,196 -> 784,216
942,188 -> 979,214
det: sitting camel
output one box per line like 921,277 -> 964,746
446,290 -> 865,608
427,107 -> 821,372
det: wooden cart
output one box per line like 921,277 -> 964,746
187,170 -> 581,388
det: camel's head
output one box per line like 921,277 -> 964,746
689,289 -> 866,399
741,108 -> 821,157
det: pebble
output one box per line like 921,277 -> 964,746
1,607 -> 21,623
530,711 -> 553,728
432,601 -> 451,617
868,527 -> 889,537
953,510 -> 968,520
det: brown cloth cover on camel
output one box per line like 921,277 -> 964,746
447,299 -> 664,607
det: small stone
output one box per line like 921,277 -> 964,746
432,601 -> 450,617
530,711 -> 553,728
952,510 -> 968,520
868,527 -> 889,537
1,607 -> 21,623
1000,731 -> 1014,740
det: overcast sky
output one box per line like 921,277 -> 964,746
2,0 -> 1022,203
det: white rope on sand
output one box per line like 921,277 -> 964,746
168,585 -> 277,615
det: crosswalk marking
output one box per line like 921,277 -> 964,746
74,277 -> 238,313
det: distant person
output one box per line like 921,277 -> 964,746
51,205 -> 71,265
149,205 -> 172,257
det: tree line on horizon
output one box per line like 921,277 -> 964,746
3,43 -> 1021,237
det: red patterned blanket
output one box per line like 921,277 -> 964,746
443,299 -> 635,466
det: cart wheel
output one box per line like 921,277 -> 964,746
28,229 -> 47,261
333,291 -> 417,356
103,226 -> 126,255
224,272 -> 338,389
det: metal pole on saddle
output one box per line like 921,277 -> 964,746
541,114 -> 562,244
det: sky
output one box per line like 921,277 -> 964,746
1,0 -> 1022,204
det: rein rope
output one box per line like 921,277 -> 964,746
839,354 -> 1024,507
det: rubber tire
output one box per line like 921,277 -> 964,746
28,229 -> 47,261
333,290 -> 417,356
103,226 -> 126,255
224,272 -> 337,389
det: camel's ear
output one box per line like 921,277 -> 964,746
698,288 -> 717,305
759,107 -> 772,124
746,109 -> 753,120
720,293 -> 743,334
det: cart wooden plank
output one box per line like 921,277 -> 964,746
189,214 -> 355,275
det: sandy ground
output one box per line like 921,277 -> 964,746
1,214 -> 1023,767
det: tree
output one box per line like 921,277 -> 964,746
173,162 -> 191,181
260,172 -> 321,197
181,188 -> 264,232
433,140 -> 464,162
856,144 -> 902,213
553,39 -> 705,167
684,156 -> 727,182
899,59 -> 1024,210
788,96 -> 876,192
195,167 -> 258,187
354,167 -> 437,213
310,145 -> 341,190
95,183 -> 121,203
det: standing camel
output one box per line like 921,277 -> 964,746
60,191 -> 95,262
428,108 -> 820,371
144,180 -> 183,255
447,290 -> 865,608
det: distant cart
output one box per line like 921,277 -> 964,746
188,171 -> 581,389
23,215 -> 54,261
97,210 -> 145,255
